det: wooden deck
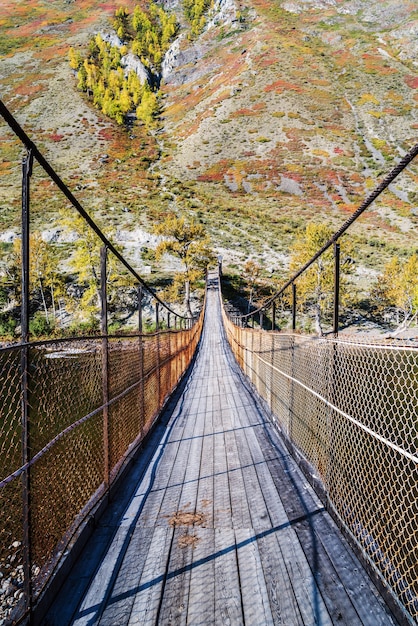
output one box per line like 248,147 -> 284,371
43,277 -> 398,626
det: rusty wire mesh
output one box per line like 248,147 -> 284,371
223,309 -> 418,624
0,99 -> 207,624
0,311 -> 203,622
0,347 -> 24,615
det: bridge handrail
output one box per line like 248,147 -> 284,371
221,287 -> 418,624
0,99 -> 207,625
0,309 -> 205,625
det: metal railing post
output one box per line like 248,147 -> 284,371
21,148 -> 33,618
251,326 -> 255,382
138,285 -> 144,434
292,283 -> 297,331
156,303 -> 161,405
333,242 -> 340,337
175,322 -> 179,379
21,154 -> 32,342
138,285 -> 143,334
290,284 -> 297,439
269,330 -> 275,410
100,246 -> 110,489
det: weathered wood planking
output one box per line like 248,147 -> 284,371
214,528 -> 243,625
125,527 -> 174,625
97,528 -> 154,626
157,527 -> 194,626
44,275 -> 399,626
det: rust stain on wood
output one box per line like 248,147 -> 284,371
168,509 -> 207,528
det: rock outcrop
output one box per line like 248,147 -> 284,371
120,52 -> 151,84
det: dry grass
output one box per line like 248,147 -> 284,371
0,0 -> 417,276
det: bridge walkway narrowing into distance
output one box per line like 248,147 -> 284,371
44,274 -> 398,626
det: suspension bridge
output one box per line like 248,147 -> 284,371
0,101 -> 417,626
39,274 -> 399,626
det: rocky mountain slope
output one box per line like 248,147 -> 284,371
0,0 -> 417,279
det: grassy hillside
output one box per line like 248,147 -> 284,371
0,0 -> 417,281
158,0 -> 418,271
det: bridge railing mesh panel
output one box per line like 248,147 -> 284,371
223,309 -> 418,624
0,311 -> 203,622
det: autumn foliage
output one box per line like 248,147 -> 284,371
68,3 -> 178,126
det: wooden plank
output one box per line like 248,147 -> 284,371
98,528 -> 154,626
301,513 -> 398,625
289,515 -> 365,626
253,420 -> 324,517
127,527 -> 174,625
223,428 -> 252,529
235,528 -> 274,625
145,389 -> 203,527
196,394 -> 214,529
213,428 -> 233,529
240,412 -> 290,529
246,422 -> 331,625
255,529 -> 304,626
237,419 -> 329,626
186,529 -> 216,625
176,391 -> 206,516
250,421 -> 389,624
234,425 -> 271,531
136,437 -> 187,527
278,524 -> 333,626
238,406 -> 333,626
71,529 -> 134,626
135,393 -> 196,529
157,527 -> 194,626
214,528 -> 244,625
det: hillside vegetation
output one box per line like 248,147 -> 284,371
0,0 -> 417,330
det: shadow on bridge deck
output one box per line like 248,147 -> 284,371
43,276 -> 398,626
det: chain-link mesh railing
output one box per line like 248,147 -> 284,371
0,99 -> 205,625
0,312 -> 203,624
223,306 -> 418,623
220,139 -> 418,624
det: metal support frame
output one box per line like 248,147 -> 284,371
292,283 -> 297,332
21,149 -> 33,617
138,285 -> 143,334
100,246 -> 110,488
155,303 -> 161,404
333,242 -> 340,336
138,285 -> 145,434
